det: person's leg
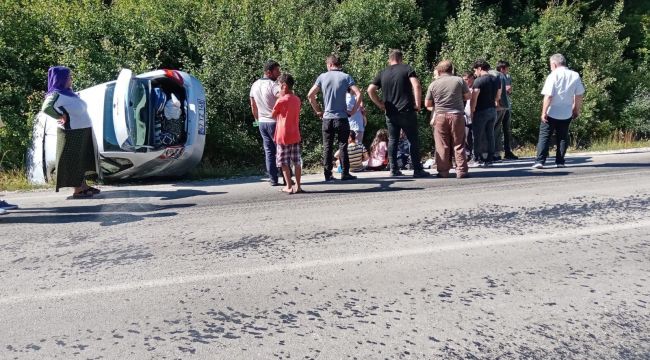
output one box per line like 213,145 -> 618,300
335,118 -> 351,175
534,119 -> 552,165
434,114 -> 452,176
472,111 -> 486,162
485,108 -> 497,163
555,118 -> 571,165
280,165 -> 292,193
322,119 -> 335,179
503,109 -> 516,157
401,112 -> 423,172
259,122 -> 278,184
291,144 -> 303,192
494,109 -> 505,156
386,115 -> 401,174
450,114 -> 468,176
466,123 -> 474,159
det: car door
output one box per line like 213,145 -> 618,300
113,68 -> 134,150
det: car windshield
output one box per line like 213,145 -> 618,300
127,79 -> 150,147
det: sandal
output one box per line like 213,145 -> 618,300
71,189 -> 94,199
82,185 -> 101,194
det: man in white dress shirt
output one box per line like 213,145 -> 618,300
532,54 -> 585,169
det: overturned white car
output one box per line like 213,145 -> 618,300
28,69 -> 207,183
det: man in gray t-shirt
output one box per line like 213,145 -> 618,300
425,60 -> 471,178
308,54 -> 363,181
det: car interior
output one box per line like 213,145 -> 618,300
148,77 -> 188,150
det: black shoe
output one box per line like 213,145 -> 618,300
341,173 -> 357,181
504,152 -> 519,160
482,162 -> 494,168
390,170 -> 404,177
413,170 -> 431,178
493,155 -> 502,162
324,175 -> 335,182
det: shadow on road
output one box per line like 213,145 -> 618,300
305,177 -> 424,194
95,189 -> 225,200
0,203 -> 197,227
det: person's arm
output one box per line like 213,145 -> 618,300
361,106 -> 367,126
307,84 -> 323,119
410,76 -> 422,111
249,97 -> 259,120
367,84 -> 385,112
348,85 -> 362,116
470,89 -> 480,114
572,95 -> 583,119
495,87 -> 502,108
271,97 -> 284,120
425,99 -> 434,112
41,92 -> 66,124
541,95 -> 552,123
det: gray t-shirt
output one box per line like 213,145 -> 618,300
315,70 -> 356,119
250,78 -> 280,122
425,75 -> 469,114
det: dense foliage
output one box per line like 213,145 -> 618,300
0,0 -> 648,170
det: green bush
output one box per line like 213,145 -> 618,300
0,0 -> 648,174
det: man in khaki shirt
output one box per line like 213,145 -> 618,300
425,60 -> 471,178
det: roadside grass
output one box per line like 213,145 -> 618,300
0,168 -> 51,192
2,137 -> 649,191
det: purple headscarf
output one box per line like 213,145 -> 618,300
46,66 -> 78,98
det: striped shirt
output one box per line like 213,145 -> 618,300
348,143 -> 366,171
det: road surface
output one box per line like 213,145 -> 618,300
1,150 -> 649,359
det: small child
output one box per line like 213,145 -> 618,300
271,73 -> 304,194
335,130 -> 368,172
396,129 -> 411,170
364,129 -> 389,171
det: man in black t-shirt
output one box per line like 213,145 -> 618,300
470,59 -> 501,167
367,49 -> 430,178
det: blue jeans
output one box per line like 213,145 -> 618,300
535,117 -> 571,165
472,108 -> 497,162
259,122 -> 278,183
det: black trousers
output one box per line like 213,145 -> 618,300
535,117 -> 571,165
502,109 -> 513,154
386,111 -> 423,172
322,117 -> 350,176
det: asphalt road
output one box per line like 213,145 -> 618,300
1,150 -> 649,359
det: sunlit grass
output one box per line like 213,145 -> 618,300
0,168 -> 51,192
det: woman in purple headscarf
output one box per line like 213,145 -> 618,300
41,66 -> 99,198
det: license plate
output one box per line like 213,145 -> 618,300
197,98 -> 206,135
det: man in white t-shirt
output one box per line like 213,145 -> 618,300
250,60 -> 281,185
532,53 -> 585,169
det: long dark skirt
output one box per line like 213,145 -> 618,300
55,127 -> 96,192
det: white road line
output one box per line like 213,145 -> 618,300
1,219 -> 649,306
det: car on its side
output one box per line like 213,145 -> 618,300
28,69 -> 207,183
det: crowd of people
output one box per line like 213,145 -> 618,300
0,50 -> 584,214
250,50 -> 585,193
